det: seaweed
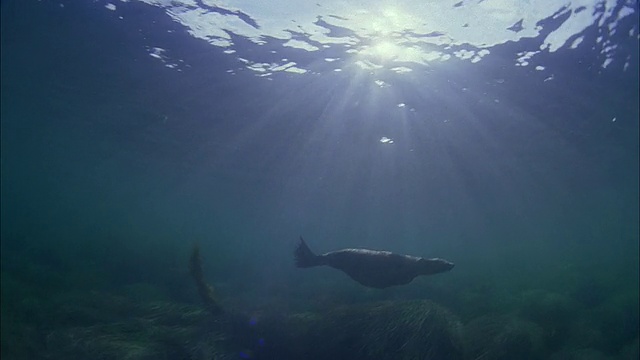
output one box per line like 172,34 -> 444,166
189,244 -> 223,316
253,300 -> 465,360
463,314 -> 545,360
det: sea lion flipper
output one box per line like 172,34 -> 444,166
294,237 -> 322,268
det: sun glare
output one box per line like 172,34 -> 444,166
355,6 -> 431,66
370,41 -> 402,61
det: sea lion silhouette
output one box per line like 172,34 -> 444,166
294,237 -> 454,289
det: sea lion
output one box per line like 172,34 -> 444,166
294,237 -> 454,289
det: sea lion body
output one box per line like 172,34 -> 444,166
295,237 -> 454,289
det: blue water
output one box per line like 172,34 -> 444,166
1,1 -> 638,359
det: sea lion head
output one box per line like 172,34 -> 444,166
417,257 -> 455,275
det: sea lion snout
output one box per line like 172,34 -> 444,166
441,259 -> 455,270
419,257 -> 455,275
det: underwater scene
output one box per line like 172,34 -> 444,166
1,0 -> 638,359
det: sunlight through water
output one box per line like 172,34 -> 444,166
113,0 -> 639,76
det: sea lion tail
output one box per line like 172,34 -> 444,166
295,236 -> 322,268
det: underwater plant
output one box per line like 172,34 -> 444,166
548,347 -> 620,360
518,289 -> 576,326
41,293 -> 232,360
517,288 -> 578,350
189,244 -> 223,316
253,300 -> 465,360
463,314 -> 545,360
347,300 -> 464,360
